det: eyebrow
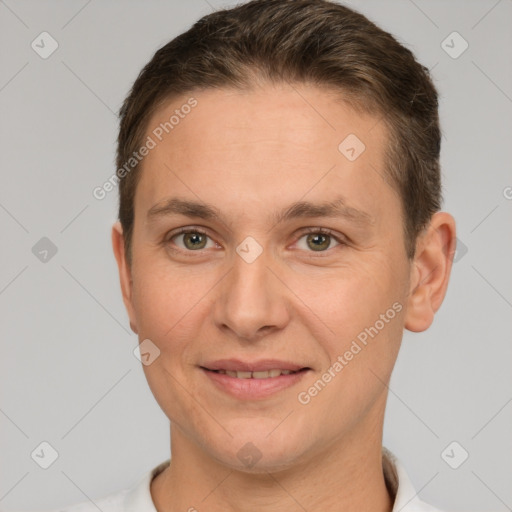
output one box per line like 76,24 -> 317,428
146,196 -> 375,228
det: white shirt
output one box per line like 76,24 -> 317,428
42,448 -> 445,512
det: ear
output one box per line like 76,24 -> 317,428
404,212 -> 457,332
111,221 -> 139,334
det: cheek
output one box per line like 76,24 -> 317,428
295,260 -> 399,336
131,263 -> 219,373
133,268 -> 208,420
132,273 -> 173,336
295,256 -> 406,393
301,301 -> 405,431
131,264 -> 194,346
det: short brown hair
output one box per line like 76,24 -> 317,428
116,0 -> 442,265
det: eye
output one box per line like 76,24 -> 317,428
166,227 -> 217,252
295,228 -> 344,253
164,226 -> 346,255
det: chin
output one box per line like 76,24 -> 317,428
215,448 -> 306,475
205,424 -> 310,474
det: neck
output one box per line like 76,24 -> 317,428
151,416 -> 393,512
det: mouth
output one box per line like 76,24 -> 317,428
201,367 -> 309,379
200,363 -> 311,400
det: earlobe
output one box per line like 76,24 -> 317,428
111,222 -> 139,335
404,212 -> 457,333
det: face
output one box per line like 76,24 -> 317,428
115,83 -> 417,472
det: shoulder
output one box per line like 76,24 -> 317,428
383,447 -> 450,512
32,459 -> 171,512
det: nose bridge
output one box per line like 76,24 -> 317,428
213,242 -> 288,340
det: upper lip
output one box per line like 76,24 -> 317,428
201,359 -> 309,372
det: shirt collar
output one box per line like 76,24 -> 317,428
383,447 -> 442,511
124,448 -> 441,512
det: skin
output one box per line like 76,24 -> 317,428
112,82 -> 456,512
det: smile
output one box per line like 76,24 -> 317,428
201,367 -> 310,400
208,368 -> 302,379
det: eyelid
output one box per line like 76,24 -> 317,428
165,225 -> 217,254
164,225 -> 347,254
297,227 -> 347,244
291,227 -> 347,254
166,225 -> 210,240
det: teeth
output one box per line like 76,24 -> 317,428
252,370 -> 271,379
214,369 -> 300,378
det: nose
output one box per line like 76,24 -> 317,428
213,248 -> 290,342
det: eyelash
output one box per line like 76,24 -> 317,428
164,226 -> 347,256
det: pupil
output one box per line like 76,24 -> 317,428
185,233 -> 205,249
308,233 -> 329,251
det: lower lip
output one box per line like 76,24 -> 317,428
201,368 -> 310,400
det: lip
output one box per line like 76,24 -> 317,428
201,366 -> 310,400
201,358 -> 308,372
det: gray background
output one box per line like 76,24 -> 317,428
0,0 -> 511,511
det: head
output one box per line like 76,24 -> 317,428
112,0 -> 456,472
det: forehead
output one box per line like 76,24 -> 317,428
135,83 -> 397,226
